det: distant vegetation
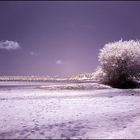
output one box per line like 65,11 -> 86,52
0,76 -> 56,82
0,75 -> 96,82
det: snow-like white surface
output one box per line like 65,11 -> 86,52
0,81 -> 140,139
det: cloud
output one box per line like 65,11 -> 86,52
56,60 -> 63,64
0,40 -> 21,50
30,51 -> 38,56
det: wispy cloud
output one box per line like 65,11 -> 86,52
56,59 -> 63,65
0,40 -> 21,50
30,51 -> 38,56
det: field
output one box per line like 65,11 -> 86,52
0,81 -> 140,139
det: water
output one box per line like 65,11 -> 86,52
0,80 -> 98,90
0,81 -> 55,90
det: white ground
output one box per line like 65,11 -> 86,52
0,81 -> 140,139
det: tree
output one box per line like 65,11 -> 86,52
98,40 -> 140,88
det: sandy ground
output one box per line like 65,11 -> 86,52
0,81 -> 140,139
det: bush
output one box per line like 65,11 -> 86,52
93,67 -> 107,82
98,40 -> 140,88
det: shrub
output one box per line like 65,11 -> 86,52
93,67 -> 107,82
98,40 -> 140,88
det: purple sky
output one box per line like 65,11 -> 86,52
0,1 -> 140,77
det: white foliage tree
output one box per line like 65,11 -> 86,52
93,67 -> 107,81
98,40 -> 140,87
